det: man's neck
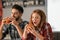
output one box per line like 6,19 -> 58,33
17,18 -> 22,23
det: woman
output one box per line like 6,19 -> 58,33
22,9 -> 53,40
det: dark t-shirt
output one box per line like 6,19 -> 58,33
2,21 -> 28,40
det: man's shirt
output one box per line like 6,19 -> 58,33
2,21 -> 28,40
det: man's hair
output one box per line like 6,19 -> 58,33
12,4 -> 24,13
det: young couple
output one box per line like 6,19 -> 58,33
0,4 -> 53,40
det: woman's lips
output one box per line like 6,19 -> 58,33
33,22 -> 37,24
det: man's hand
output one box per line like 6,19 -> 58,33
11,20 -> 23,38
11,20 -> 19,27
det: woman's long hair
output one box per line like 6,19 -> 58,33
28,9 -> 46,28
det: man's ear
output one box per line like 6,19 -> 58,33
19,13 -> 23,17
21,13 -> 23,16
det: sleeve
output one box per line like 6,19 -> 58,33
21,21 -> 28,29
22,37 -> 26,40
43,23 -> 53,40
2,24 -> 9,39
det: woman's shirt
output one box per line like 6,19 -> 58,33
22,23 -> 53,40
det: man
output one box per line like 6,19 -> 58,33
0,4 -> 28,40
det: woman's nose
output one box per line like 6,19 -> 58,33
34,19 -> 36,21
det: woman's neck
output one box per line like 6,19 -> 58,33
34,26 -> 40,33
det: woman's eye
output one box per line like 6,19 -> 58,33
32,17 -> 34,18
36,17 -> 39,19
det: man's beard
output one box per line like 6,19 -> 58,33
16,17 -> 20,21
13,16 -> 20,21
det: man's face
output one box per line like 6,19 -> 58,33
11,9 -> 22,21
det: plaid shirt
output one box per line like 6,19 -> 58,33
22,23 -> 53,40
2,21 -> 28,40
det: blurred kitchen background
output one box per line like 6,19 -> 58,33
2,0 -> 46,21
2,0 -> 46,39
2,0 -> 60,40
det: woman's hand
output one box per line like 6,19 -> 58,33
26,26 -> 44,40
26,26 -> 35,34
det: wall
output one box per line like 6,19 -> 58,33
3,6 -> 46,21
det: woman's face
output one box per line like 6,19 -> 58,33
32,13 -> 41,26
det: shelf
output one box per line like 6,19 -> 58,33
2,0 -> 45,8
